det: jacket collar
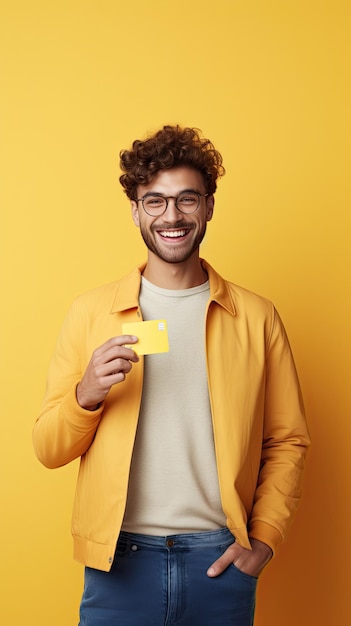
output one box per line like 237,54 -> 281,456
202,260 -> 236,316
110,265 -> 145,313
110,260 -> 236,317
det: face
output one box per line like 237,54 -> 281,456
131,167 -> 214,266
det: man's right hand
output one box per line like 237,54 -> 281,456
76,335 -> 139,410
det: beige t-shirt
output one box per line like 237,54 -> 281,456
121,277 -> 226,535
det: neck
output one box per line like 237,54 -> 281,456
142,252 -> 208,289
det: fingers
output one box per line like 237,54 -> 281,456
207,539 -> 273,578
94,335 -> 139,364
91,336 -> 139,373
76,335 -> 140,410
99,359 -> 133,380
207,543 -> 238,577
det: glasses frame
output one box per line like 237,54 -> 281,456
136,191 -> 209,216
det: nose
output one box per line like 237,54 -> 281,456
163,197 -> 182,221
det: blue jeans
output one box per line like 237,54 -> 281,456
79,528 -> 257,625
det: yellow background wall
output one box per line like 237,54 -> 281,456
1,1 -> 350,624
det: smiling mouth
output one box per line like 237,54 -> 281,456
158,229 -> 189,239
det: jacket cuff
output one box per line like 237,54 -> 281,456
61,385 -> 104,430
248,521 -> 283,554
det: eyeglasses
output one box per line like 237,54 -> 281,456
136,191 -> 208,216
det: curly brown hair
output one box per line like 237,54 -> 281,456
119,125 -> 225,200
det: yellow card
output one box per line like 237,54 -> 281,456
122,320 -> 169,355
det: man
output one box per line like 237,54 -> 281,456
33,125 -> 310,625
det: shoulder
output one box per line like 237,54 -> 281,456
204,260 -> 275,318
226,280 -> 274,313
216,276 -> 289,349
69,265 -> 143,317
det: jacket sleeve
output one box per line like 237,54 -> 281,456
33,299 -> 104,469
248,307 -> 310,550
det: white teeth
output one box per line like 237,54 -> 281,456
159,230 -> 186,238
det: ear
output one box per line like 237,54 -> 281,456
131,200 -> 140,227
206,195 -> 215,222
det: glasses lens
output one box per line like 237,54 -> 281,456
176,192 -> 200,213
143,195 -> 167,215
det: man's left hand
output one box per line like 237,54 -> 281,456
207,538 -> 273,578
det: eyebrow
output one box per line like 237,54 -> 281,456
142,188 -> 201,197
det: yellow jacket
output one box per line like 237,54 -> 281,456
33,261 -> 310,572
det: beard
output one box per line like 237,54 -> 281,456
139,220 -> 208,264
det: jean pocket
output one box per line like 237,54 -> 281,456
217,541 -> 258,583
115,535 -> 135,559
230,562 -> 258,583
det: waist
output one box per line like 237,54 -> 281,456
118,527 -> 235,551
